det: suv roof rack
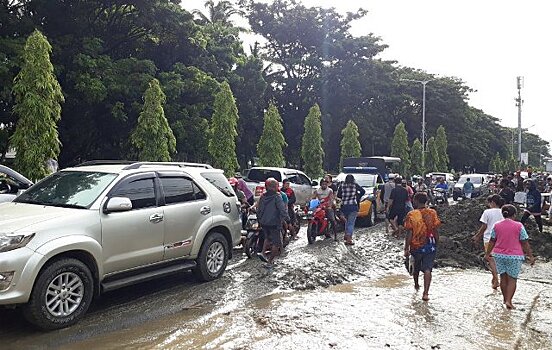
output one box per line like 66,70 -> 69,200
75,160 -> 135,167
122,162 -> 213,170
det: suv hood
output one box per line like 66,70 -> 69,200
454,183 -> 482,189
0,202 -> 77,232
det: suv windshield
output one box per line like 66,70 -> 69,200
457,176 -> 482,185
201,172 -> 234,197
337,173 -> 376,188
14,171 -> 117,209
246,169 -> 282,182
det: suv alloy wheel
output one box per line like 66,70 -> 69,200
23,258 -> 94,330
193,232 -> 229,281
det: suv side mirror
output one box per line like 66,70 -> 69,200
311,180 -> 318,187
104,197 -> 133,213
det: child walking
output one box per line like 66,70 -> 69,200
404,192 -> 441,301
484,204 -> 535,309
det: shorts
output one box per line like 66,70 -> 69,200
494,255 -> 524,279
325,208 -> 336,223
389,210 -> 406,226
262,226 -> 282,247
411,250 -> 436,273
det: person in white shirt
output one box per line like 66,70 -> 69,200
473,194 -> 505,289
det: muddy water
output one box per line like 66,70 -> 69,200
2,224 -> 551,350
57,267 -> 551,350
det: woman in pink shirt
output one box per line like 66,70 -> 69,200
484,204 -> 535,310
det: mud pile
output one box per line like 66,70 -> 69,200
435,198 -> 552,269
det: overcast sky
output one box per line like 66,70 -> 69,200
183,0 -> 552,147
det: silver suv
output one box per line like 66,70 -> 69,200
0,161 -> 242,330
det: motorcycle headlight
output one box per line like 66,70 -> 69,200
0,232 -> 35,253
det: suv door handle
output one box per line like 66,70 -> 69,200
149,213 -> 164,223
200,206 -> 211,215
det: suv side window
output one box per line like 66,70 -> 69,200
286,173 -> 301,185
160,177 -> 206,204
112,178 -> 156,210
298,174 -> 311,186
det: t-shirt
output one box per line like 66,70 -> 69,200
404,210 -> 428,251
406,186 -> 414,202
491,219 -> 528,258
316,187 -> 333,202
383,182 -> 395,202
463,181 -> 474,193
479,208 -> 503,243
236,189 -> 246,202
420,207 -> 441,235
436,183 -> 448,191
389,186 -> 408,213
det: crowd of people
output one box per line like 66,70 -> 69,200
227,167 -> 546,308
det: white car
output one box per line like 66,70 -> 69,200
0,165 -> 33,203
244,167 -> 317,205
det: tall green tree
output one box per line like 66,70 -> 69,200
391,121 -> 411,176
426,137 -> 440,172
11,30 -> 64,181
435,125 -> 450,172
339,120 -> 362,168
410,138 -> 424,176
301,104 -> 324,178
208,81 -> 239,176
257,102 -> 286,167
131,79 -> 176,162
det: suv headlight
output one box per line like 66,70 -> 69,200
0,232 -> 35,253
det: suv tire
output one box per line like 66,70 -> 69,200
23,258 -> 93,330
194,232 -> 229,281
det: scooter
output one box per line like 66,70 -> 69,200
306,199 -> 336,244
434,188 -> 447,205
244,212 -> 263,259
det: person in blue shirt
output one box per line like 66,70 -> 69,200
463,178 -> 475,198
435,178 -> 449,205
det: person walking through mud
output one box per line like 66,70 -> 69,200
521,179 -> 543,233
473,195 -> 505,289
484,204 -> 535,310
382,176 -> 396,233
388,176 -> 409,237
257,178 -> 290,269
337,174 -> 365,245
404,192 -> 441,301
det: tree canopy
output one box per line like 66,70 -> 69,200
10,30 -> 63,181
301,104 -> 324,178
340,120 -> 362,168
257,102 -> 286,167
0,0 -> 549,174
391,121 -> 411,176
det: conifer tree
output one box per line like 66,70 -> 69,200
208,81 -> 239,176
301,104 -> 324,178
11,30 -> 64,181
426,137 -> 440,172
391,121 -> 411,176
257,102 -> 286,167
131,79 -> 176,162
435,125 -> 450,171
410,138 -> 424,176
339,120 -> 362,168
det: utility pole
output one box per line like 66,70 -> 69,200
400,78 -> 433,170
515,76 -> 523,163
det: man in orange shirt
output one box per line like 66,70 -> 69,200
404,192 -> 441,301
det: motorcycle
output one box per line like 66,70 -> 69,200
433,188 -> 447,205
306,199 -> 336,244
243,212 -> 263,259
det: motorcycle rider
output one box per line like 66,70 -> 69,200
229,177 -> 250,229
257,178 -> 290,269
282,179 -> 298,239
414,178 -> 428,193
313,179 -> 337,239
435,177 -> 449,205
521,179 -> 543,233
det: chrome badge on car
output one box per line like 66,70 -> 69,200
223,202 -> 231,213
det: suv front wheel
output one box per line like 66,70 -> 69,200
23,258 -> 94,330
194,232 -> 229,281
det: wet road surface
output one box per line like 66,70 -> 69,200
1,224 -> 551,350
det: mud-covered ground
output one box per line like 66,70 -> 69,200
435,198 -> 552,268
1,219 -> 550,350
